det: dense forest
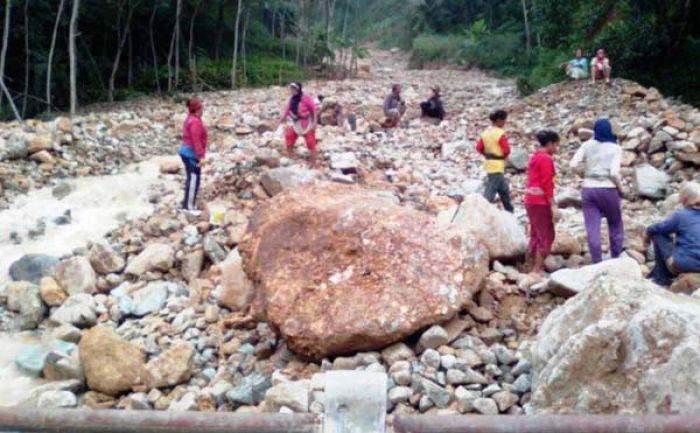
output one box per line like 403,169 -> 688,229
352,0 -> 700,103
0,0 -> 698,121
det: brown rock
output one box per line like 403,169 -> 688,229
28,134 -> 53,154
239,182 -> 487,359
181,249 -> 204,283
145,343 -> 194,389
89,242 -> 126,275
669,273 -> 700,295
55,117 -> 73,134
54,256 -> 97,295
40,276 -> 68,306
216,249 -> 254,311
30,150 -> 55,164
468,306 -> 494,323
159,157 -> 182,174
79,327 -> 149,396
551,231 -> 582,257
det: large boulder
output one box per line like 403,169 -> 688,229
239,182 -> 488,359
438,194 -> 527,260
79,327 -> 149,396
260,167 -> 320,197
634,163 -> 669,199
215,249 -> 255,311
547,257 -> 641,297
531,274 -> 700,414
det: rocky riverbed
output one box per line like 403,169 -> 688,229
0,51 -> 699,416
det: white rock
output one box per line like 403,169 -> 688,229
547,257 -> 641,297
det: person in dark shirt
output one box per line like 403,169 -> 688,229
420,86 -> 445,122
645,182 -> 700,286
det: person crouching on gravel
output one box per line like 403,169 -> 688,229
382,84 -> 406,128
179,98 -> 207,214
277,82 -> 318,167
525,130 -> 561,274
476,109 -> 514,213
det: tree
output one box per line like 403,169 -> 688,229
521,0 -> 532,56
21,0 -> 29,116
108,0 -> 139,102
174,0 -> 182,87
188,0 -> 201,86
0,0 -> 12,109
230,0 -> 243,88
149,0 -> 161,93
69,0 -> 80,116
46,0 -> 66,112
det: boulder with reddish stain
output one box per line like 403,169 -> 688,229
239,182 -> 488,359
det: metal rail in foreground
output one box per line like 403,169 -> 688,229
392,415 -> 700,433
0,408 -> 320,433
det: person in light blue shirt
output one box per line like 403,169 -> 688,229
564,49 -> 589,80
645,182 -> 700,286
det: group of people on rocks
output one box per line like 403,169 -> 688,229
178,79 -> 700,288
563,48 -> 612,84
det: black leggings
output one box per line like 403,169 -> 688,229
181,155 -> 201,210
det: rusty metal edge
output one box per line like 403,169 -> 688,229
393,414 -> 700,433
0,408 -> 321,433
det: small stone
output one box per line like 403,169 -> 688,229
446,368 -> 488,385
89,242 -> 126,275
37,390 -> 77,408
468,306 -> 493,323
40,277 -> 68,306
418,325 -> 449,351
264,380 -> 310,413
493,390 -> 519,412
54,256 -> 97,295
381,343 -> 415,365
146,343 -> 194,389
472,397 -> 499,415
9,254 -> 59,284
513,374 -> 532,395
392,370 -> 412,386
125,243 -> 175,276
420,349 -> 441,370
388,386 -> 413,404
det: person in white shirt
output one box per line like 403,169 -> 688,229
569,119 -> 624,263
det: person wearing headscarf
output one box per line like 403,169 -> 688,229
569,118 -> 624,263
277,82 -> 318,167
179,98 -> 207,213
524,130 -> 560,274
382,84 -> 406,128
420,86 -> 445,122
645,182 -> 700,286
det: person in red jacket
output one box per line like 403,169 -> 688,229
277,82 -> 318,167
524,130 -> 560,273
179,98 -> 207,213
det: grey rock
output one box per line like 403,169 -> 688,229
203,235 -> 227,264
260,167 -> 319,197
492,345 -> 517,365
2,134 -> 29,160
89,242 -> 125,275
548,257 -> 642,297
54,256 -> 97,296
635,163 -> 669,199
52,183 -> 74,200
446,368 -> 488,385
381,343 -> 415,365
472,397 -> 499,415
511,359 -> 532,376
6,281 -> 46,330
419,378 -> 452,409
388,386 -> 413,404
493,390 -> 519,412
131,282 -> 170,316
9,254 -> 59,284
36,390 -> 77,408
264,380 -> 311,412
506,146 -> 528,171
420,349 -> 441,370
454,386 -> 480,413
513,374 -> 532,395
50,293 -> 97,327
391,369 -> 412,386
418,325 -> 449,351
226,373 -> 272,406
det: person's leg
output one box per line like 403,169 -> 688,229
305,130 -> 318,168
649,233 -> 675,286
582,188 -> 603,263
497,174 -> 514,213
192,161 -> 201,209
604,66 -> 611,83
420,102 -> 429,117
185,158 -> 199,210
181,155 -> 193,209
285,127 -> 298,158
601,189 -> 625,258
527,204 -> 547,273
484,174 -> 498,204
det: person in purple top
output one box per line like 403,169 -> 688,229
645,182 -> 700,286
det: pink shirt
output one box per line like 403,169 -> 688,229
281,94 -> 316,129
182,114 -> 207,160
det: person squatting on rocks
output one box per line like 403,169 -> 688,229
591,48 -> 612,84
477,109 -> 514,213
179,98 -> 207,213
277,82 -> 318,167
420,86 -> 445,123
316,95 -> 344,127
645,182 -> 700,286
525,130 -> 561,274
382,84 -> 406,128
563,48 -> 589,80
570,118 -> 625,263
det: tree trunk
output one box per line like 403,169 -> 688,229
214,0 -> 224,60
174,0 -> 182,88
295,0 -> 303,65
271,7 -> 276,39
188,0 -> 200,86
149,0 -> 161,93
281,10 -> 286,60
230,0 -> 243,89
0,75 -> 22,123
241,7 -> 248,85
108,0 -> 136,102
166,19 -> 175,91
521,0 -> 532,56
47,0 -> 66,112
69,0 -> 80,116
0,0 -> 12,109
22,0 -> 30,116
127,30 -> 133,87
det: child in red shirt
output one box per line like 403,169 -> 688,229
524,130 -> 560,273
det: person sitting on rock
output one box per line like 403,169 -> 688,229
179,98 -> 207,214
420,86 -> 445,123
277,82 -> 318,167
317,95 -> 344,127
525,130 -> 561,274
476,109 -> 514,213
591,48 -> 612,84
645,182 -> 700,286
563,48 -> 589,80
569,118 -> 624,263
382,84 -> 406,128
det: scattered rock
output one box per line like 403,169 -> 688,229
54,256 -> 97,295
215,249 -> 255,311
125,243 -> 175,276
89,242 -> 126,275
9,254 -> 59,284
548,257 -> 642,297
146,343 -> 194,389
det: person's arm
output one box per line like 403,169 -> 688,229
541,157 -> 555,205
647,212 -> 680,237
610,147 -> 623,191
302,96 -> 317,134
191,119 -> 206,161
277,101 -> 290,126
499,134 -> 511,158
436,100 -> 445,120
569,142 -> 586,170
476,138 -> 484,155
